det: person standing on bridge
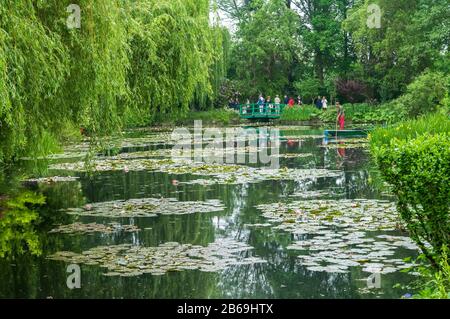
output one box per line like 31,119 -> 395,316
243,99 -> 250,114
266,96 -> 272,113
283,95 -> 289,105
274,95 -> 281,105
274,95 -> 281,114
258,94 -> 265,113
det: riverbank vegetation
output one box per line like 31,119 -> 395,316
370,113 -> 450,298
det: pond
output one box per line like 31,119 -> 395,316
0,124 -> 418,299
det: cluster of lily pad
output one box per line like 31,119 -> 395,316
288,190 -> 335,199
49,222 -> 140,235
272,153 -> 313,159
24,176 -> 80,185
281,134 -> 324,140
101,146 -> 276,161
166,164 -> 342,185
51,158 -> 342,185
321,138 -> 369,149
64,197 -> 225,218
50,158 -> 174,172
47,238 -> 266,277
255,199 -> 419,274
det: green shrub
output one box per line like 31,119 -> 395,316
372,133 -> 450,266
0,191 -> 46,258
280,105 -> 319,121
394,71 -> 449,118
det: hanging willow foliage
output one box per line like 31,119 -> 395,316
193,25 -> 231,110
0,1 -> 68,162
0,0 -> 224,162
126,0 -> 216,119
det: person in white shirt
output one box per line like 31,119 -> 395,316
322,96 -> 328,110
274,95 -> 281,105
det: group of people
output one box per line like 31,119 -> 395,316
314,96 -> 328,110
253,94 -> 332,111
252,94 -> 303,108
241,93 -> 345,129
228,98 -> 240,109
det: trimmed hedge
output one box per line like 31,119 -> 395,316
372,133 -> 450,266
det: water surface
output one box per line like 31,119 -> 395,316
0,125 -> 417,298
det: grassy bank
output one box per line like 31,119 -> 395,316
276,103 -> 405,124
369,113 -> 450,149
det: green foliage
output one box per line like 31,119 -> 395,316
175,108 -> 240,126
294,79 -> 321,105
126,0 -> 216,119
298,0 -> 353,85
345,0 -> 450,101
0,191 -> 46,258
0,1 -> 68,162
229,0 -> 301,98
278,102 -> 410,124
0,1 -> 224,162
280,105 -> 320,121
122,106 -> 153,128
369,113 -> 450,147
391,71 -> 449,118
371,130 -> 450,267
413,249 -> 450,299
318,103 -> 405,123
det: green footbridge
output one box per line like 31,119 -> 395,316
238,103 -> 287,120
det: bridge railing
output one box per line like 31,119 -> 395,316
238,103 -> 288,118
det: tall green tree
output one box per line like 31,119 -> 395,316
125,0 -> 218,120
229,0 -> 302,98
291,0 -> 355,87
345,0 -> 450,101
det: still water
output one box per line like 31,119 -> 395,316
0,125 -> 418,298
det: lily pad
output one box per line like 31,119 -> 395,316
256,199 -> 419,274
49,222 -> 140,235
63,197 -> 225,218
47,238 -> 266,277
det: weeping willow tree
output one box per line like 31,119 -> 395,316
35,0 -> 130,135
126,0 -> 218,120
193,3 -> 232,110
0,0 -> 129,161
0,0 -> 225,162
0,1 -> 68,162
194,24 -> 232,110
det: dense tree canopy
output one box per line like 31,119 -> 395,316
229,0 -> 301,98
0,0 -> 228,162
221,0 -> 449,102
345,0 -> 450,101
